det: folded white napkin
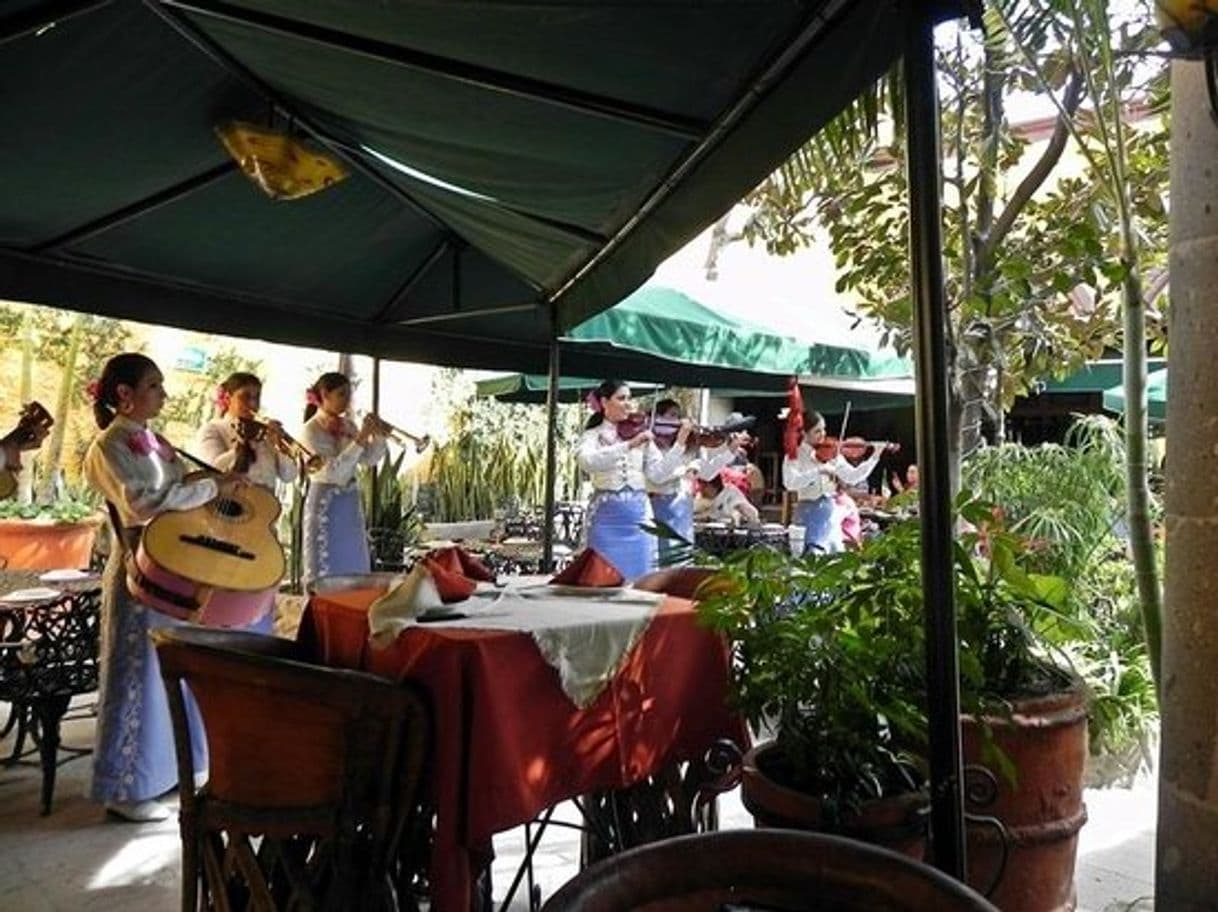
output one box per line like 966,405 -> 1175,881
368,564 -> 444,647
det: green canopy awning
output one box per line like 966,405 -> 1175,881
559,285 -> 911,389
0,1 -> 967,370
1041,358 -> 1168,394
1103,369 -> 1167,422
475,374 -> 661,404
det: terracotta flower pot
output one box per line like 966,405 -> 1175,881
0,514 -> 103,571
740,741 -> 929,859
962,687 -> 1089,912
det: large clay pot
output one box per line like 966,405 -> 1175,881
0,515 -> 102,571
740,741 -> 929,859
963,688 -> 1089,912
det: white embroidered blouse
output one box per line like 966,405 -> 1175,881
195,417 -> 298,491
299,413 -> 388,487
84,415 -> 218,528
576,423 -> 686,493
644,442 -> 736,497
783,441 -> 882,502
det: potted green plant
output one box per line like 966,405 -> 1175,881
696,524 -> 932,857
0,495 -> 103,571
698,496 -> 1091,906
360,451 -> 423,570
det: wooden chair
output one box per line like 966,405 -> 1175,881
631,567 -> 717,601
152,627 -> 431,912
543,829 -> 999,911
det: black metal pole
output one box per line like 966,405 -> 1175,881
904,9 -> 966,879
541,325 -> 561,571
370,356 -> 382,537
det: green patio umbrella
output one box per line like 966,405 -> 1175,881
475,374 -> 661,404
1103,369 -> 1168,422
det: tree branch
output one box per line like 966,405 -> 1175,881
977,71 -> 1085,270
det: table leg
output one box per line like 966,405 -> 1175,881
33,694 -> 70,815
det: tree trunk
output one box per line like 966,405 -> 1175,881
35,315 -> 84,504
1157,58 -> 1218,910
16,314 -> 36,504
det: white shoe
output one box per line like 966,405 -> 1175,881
105,799 -> 171,822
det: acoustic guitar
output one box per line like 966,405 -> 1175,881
140,480 -> 285,593
0,401 -> 54,500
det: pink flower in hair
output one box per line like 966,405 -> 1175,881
584,389 -> 603,413
85,380 -> 102,403
214,385 -> 231,415
306,388 -> 322,407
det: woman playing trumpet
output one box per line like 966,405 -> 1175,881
195,372 -> 299,491
298,372 -> 388,586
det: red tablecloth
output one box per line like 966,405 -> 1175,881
297,587 -> 745,912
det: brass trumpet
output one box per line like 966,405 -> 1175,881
234,415 -> 324,473
365,414 -> 431,453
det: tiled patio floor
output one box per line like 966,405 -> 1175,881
0,700 -> 1155,911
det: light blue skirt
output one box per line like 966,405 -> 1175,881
586,489 -> 656,582
794,497 -> 842,556
91,551 -> 276,804
303,483 -> 371,585
650,491 -> 694,565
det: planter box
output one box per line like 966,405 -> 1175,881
0,514 -> 103,571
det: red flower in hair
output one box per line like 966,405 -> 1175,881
306,388 -> 322,407
85,380 -> 102,403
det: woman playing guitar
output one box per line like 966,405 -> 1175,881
82,353 -> 255,823
194,371 -> 298,491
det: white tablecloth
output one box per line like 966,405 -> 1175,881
373,577 -> 664,708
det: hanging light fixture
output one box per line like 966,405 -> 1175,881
1156,1 -> 1218,126
216,121 -> 348,200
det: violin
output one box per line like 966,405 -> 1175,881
616,413 -> 755,449
813,436 -> 900,463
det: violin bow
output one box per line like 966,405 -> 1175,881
836,401 -> 852,460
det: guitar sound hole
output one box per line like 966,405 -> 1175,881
213,498 -> 245,519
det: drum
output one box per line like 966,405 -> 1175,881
128,540 -> 275,628
760,523 -> 790,551
694,522 -> 735,557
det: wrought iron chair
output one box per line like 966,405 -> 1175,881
542,829 -> 1000,911
152,626 -> 432,912
0,583 -> 100,814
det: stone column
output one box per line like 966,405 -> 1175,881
1158,57 -> 1218,909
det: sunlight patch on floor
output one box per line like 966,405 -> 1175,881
86,831 -> 179,890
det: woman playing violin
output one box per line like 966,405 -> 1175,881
195,372 -> 298,492
644,398 -> 743,561
783,410 -> 888,555
575,381 -> 692,581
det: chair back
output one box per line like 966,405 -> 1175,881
152,626 -> 430,911
631,567 -> 717,600
543,829 -> 999,912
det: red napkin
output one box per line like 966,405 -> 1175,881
421,557 -> 477,603
550,548 -> 624,588
428,546 -> 497,582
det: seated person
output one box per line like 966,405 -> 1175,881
700,473 -> 761,526
833,489 -> 862,549
892,462 -> 919,494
